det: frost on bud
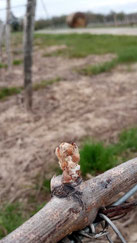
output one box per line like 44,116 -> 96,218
55,142 -> 81,184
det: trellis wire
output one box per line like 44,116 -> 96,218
113,184 -> 137,206
0,4 -> 26,12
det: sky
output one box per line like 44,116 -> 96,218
0,0 -> 137,21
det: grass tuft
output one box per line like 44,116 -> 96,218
80,127 -> 137,175
0,63 -> 7,69
119,128 -> 137,152
42,179 -> 50,192
79,59 -> 117,76
80,141 -> 117,175
33,77 -> 61,91
0,77 -> 61,100
13,59 -> 23,66
0,203 -> 26,239
0,87 -> 22,100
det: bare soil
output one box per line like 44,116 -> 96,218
0,48 -> 137,241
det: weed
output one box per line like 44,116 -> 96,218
0,63 -> 7,69
33,77 -> 61,90
42,179 -> 50,192
79,59 -> 117,76
80,141 -> 117,175
0,201 -> 47,239
80,127 -> 137,176
119,128 -> 137,152
0,87 -> 22,100
31,202 -> 46,216
118,47 -> 137,63
0,203 -> 26,239
0,77 -> 61,100
13,59 -> 23,65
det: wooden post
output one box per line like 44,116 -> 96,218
0,23 -> 5,63
6,0 -> 12,71
113,12 -> 117,26
24,0 -> 36,110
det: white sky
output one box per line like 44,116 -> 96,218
0,0 -> 137,20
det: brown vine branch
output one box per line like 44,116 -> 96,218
1,142 -> 137,243
100,201 -> 137,219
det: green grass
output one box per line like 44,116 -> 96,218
0,201 -> 47,239
0,203 -> 26,239
35,33 -> 137,73
33,77 -> 61,91
80,127 -> 137,176
79,59 -> 117,76
0,77 -> 61,100
42,179 -> 50,192
0,87 -> 22,100
0,63 -> 7,69
119,128 -> 137,152
11,32 -> 23,47
13,59 -> 23,66
30,202 -> 46,216
35,33 -> 137,62
80,141 -> 117,175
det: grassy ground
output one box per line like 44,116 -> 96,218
0,77 -> 60,100
78,59 -> 117,76
1,33 -> 137,98
35,33 -> 137,62
35,33 -> 137,75
1,127 -> 137,239
80,128 -> 137,175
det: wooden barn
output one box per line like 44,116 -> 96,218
66,12 -> 87,28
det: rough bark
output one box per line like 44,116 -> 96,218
1,157 -> 137,243
24,0 -> 36,110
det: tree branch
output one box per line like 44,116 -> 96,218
1,157 -> 137,243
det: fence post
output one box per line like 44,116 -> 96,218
24,0 -> 36,110
0,23 -> 5,63
6,0 -> 12,71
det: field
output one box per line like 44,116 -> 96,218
0,33 -> 137,241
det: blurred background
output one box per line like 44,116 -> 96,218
0,0 -> 137,242
1,0 -> 137,30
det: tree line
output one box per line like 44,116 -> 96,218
34,11 -> 137,30
1,11 -> 137,32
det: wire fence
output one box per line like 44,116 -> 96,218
0,4 -> 26,12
